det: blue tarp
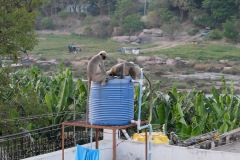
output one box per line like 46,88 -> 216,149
75,145 -> 99,160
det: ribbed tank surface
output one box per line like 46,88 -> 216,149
89,76 -> 134,126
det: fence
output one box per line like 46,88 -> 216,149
0,124 -> 103,160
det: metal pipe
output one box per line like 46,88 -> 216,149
90,125 -> 93,149
131,68 -> 152,160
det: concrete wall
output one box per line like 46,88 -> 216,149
22,140 -> 113,160
116,141 -> 240,160
22,140 -> 240,160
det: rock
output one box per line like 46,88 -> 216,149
143,29 -> 152,34
112,36 -> 129,43
129,36 -> 139,42
136,56 -> 151,63
152,29 -> 164,37
166,59 -> 175,66
138,32 -> 152,44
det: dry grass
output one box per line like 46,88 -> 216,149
194,63 -> 224,72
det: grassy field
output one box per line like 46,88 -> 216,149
32,34 -> 240,62
149,44 -> 240,61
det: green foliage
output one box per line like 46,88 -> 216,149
149,77 -> 240,139
193,14 -> 217,28
162,16 -> 182,40
112,0 -> 142,27
208,29 -> 222,40
223,20 -> 239,41
203,0 -> 237,22
58,10 -> 70,19
147,8 -> 175,28
84,25 -> 93,36
94,20 -> 112,37
0,2 -> 39,60
188,28 -> 199,36
41,17 -> 54,29
0,66 -> 87,135
123,14 -> 145,35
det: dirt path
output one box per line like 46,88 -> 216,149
141,34 -> 202,52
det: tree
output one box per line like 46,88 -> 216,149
203,0 -> 237,23
0,0 -> 47,61
162,16 -> 182,40
123,14 -> 145,34
112,0 -> 141,27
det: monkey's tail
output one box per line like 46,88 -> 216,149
143,73 -> 152,124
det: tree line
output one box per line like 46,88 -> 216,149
1,0 -> 240,60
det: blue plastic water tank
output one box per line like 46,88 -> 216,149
89,76 -> 134,126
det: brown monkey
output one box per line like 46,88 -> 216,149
107,62 -> 142,79
86,51 -> 108,123
107,62 -> 153,122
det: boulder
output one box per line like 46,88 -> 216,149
112,36 -> 129,43
129,36 -> 139,42
138,32 -> 152,44
136,56 -> 151,63
143,29 -> 152,34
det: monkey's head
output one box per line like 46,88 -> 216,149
99,51 -> 107,60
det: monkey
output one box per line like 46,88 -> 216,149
107,62 -> 153,123
170,131 -> 179,145
86,51 -> 108,123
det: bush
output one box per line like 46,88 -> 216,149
123,14 -> 145,35
147,11 -> 162,28
94,20 -> 112,38
84,25 -> 93,36
209,29 -> 222,40
161,16 -> 181,40
193,14 -> 217,28
41,17 -> 54,29
58,10 -> 69,19
223,20 -> 239,41
188,28 -> 199,36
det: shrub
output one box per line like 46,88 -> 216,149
209,29 -> 222,40
94,20 -> 112,38
188,28 -> 199,36
41,17 -> 54,29
84,25 -> 93,36
58,10 -> 69,19
147,11 -> 162,28
161,16 -> 181,40
123,14 -> 145,35
223,20 -> 238,41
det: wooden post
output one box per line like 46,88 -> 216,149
62,124 -> 65,160
96,128 -> 99,149
113,129 -> 116,160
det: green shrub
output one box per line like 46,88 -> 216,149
188,28 -> 199,36
223,20 -> 238,41
84,25 -> 93,36
123,14 -> 145,34
58,10 -> 69,19
94,20 -> 112,38
209,29 -> 222,40
41,17 -> 54,29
